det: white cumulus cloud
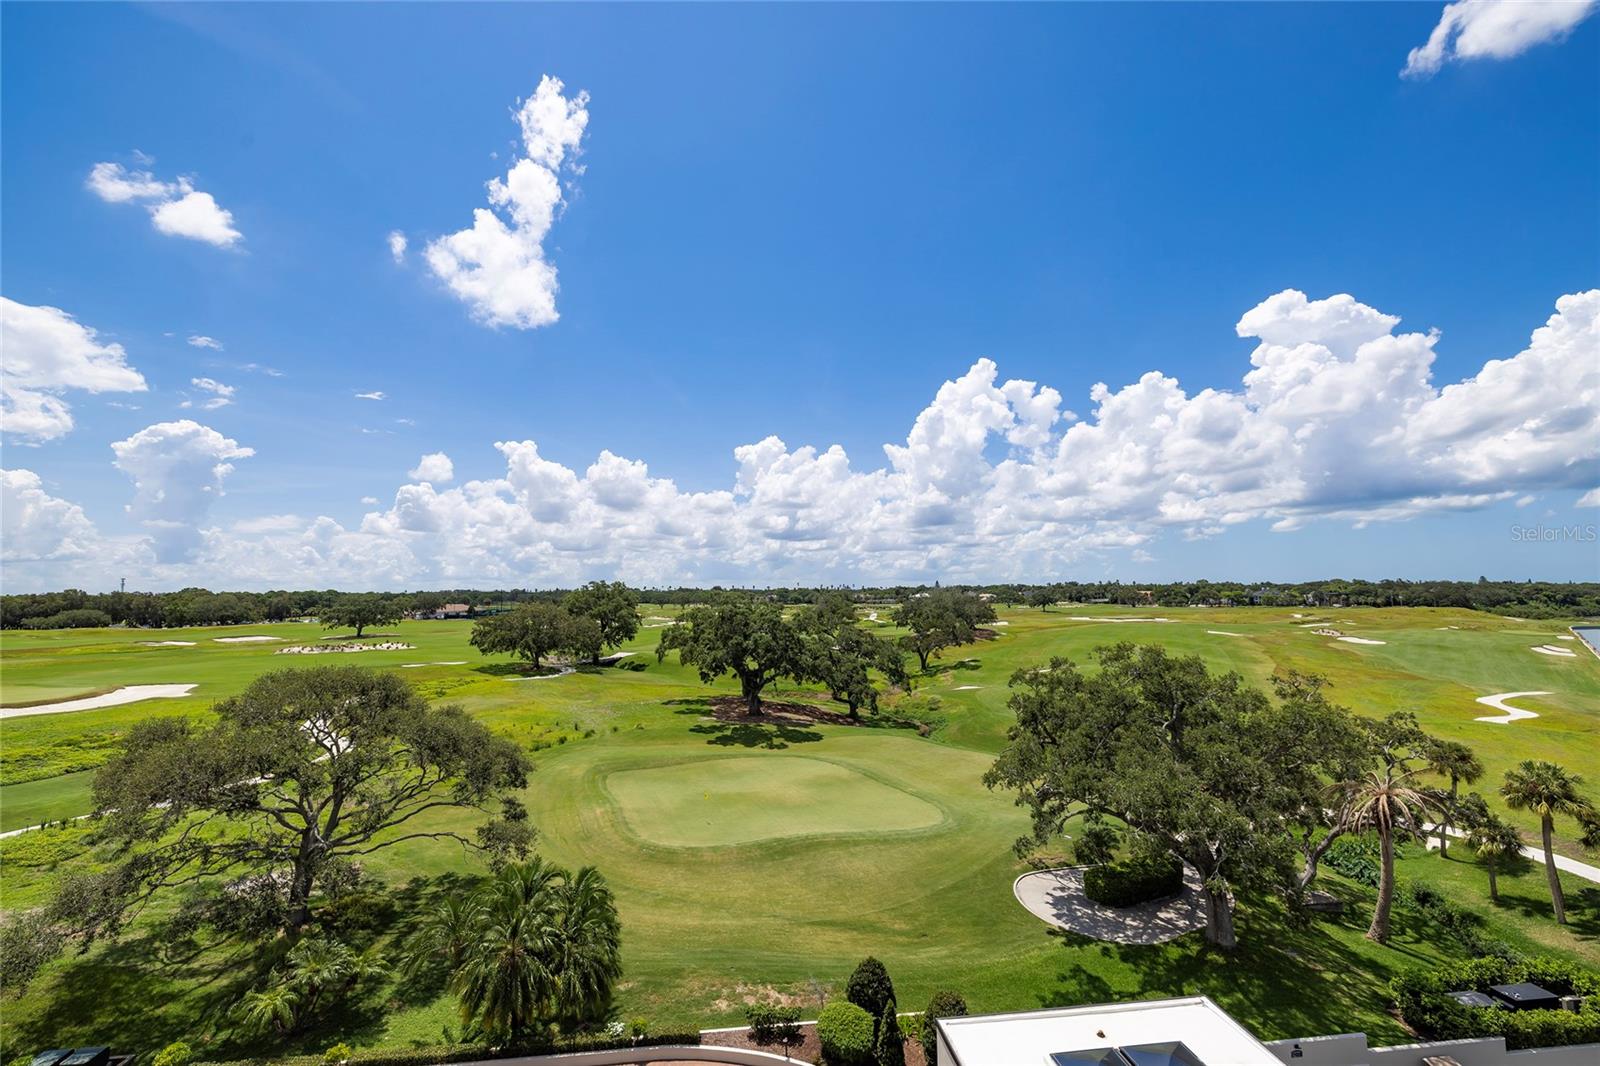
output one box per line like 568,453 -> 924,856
111,420 -> 254,563
1,298 -> 148,441
388,230 -> 408,263
184,377 -> 236,410
408,452 -> 455,483
1404,0 -> 1597,78
1,469 -> 100,560
187,335 -> 223,350
424,75 -> 589,329
86,159 -> 241,247
355,390 -> 386,401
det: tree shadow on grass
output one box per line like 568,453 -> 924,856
688,720 -> 823,749
1487,884 -> 1600,939
668,697 -> 827,748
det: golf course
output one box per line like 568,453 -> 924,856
2,602 -> 1597,1058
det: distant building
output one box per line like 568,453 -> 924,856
435,603 -> 471,619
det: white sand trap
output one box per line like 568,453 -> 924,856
505,666 -> 576,681
1207,630 -> 1244,637
1557,635 -> 1576,641
1068,616 -> 1172,623
1435,626 -> 1461,631
990,620 -> 1010,626
953,685 -> 982,690
140,640 -> 197,647
1337,636 -> 1387,645
1312,628 -> 1342,637
866,611 -> 879,621
214,635 -> 283,643
1298,621 -> 1333,628
1292,613 -> 1305,619
2,683 -> 198,719
1532,645 -> 1578,658
1475,691 -> 1551,724
400,661 -> 468,668
276,641 -> 414,655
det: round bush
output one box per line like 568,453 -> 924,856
844,955 -> 896,1018
920,990 -> 969,1059
817,1000 -> 876,1065
1083,854 -> 1183,907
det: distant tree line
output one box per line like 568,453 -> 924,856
4,577 -> 1595,629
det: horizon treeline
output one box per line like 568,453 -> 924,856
2,578 -> 1597,630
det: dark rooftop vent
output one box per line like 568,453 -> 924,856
59,1049 -> 110,1066
1445,990 -> 1501,1009
1488,983 -> 1560,1011
1051,1042 -> 1206,1066
30,1051 -> 73,1066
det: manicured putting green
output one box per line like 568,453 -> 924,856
605,755 -> 943,847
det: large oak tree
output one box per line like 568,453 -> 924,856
657,596 -> 806,715
90,666 -> 530,933
984,643 -> 1354,949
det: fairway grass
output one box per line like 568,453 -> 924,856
1,603 -> 1596,1058
605,754 -> 945,847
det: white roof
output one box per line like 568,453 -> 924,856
936,996 -> 1282,1066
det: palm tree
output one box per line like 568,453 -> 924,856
1464,814 -> 1523,903
1501,760 -> 1595,924
236,984 -> 299,1035
1426,739 -> 1483,857
547,866 -> 623,1028
407,893 -> 478,976
1338,765 -> 1431,944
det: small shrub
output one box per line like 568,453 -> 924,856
845,956 -> 896,1018
745,1004 -> 803,1050
817,1000 -> 876,1065
1325,834 -> 1405,887
322,1045 -> 353,1066
1083,854 -> 1183,907
153,1043 -> 194,1066
1072,824 -> 1121,866
874,1001 -> 905,1066
920,990 -> 968,1059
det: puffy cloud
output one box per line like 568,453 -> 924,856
424,75 -> 588,329
1,469 -> 100,560
1,298 -> 148,441
111,420 -> 254,563
408,452 -> 454,483
187,335 -> 223,350
388,230 -> 408,263
1403,1 -> 1597,78
355,390 -> 386,401
9,289 -> 1596,590
86,160 -> 241,247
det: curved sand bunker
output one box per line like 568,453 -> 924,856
140,640 -> 197,647
1475,691 -> 1551,725
1531,645 -> 1577,657
1337,636 -> 1387,645
214,635 -> 283,643
277,642 -> 414,655
400,660 -> 469,668
2,683 -> 198,720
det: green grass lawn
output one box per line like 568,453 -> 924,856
0,604 -> 1596,1060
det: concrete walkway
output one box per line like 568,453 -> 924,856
1425,823 -> 1600,883
1013,864 -> 1207,944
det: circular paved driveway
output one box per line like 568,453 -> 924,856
1012,863 -> 1208,944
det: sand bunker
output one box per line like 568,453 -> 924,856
505,666 -> 576,681
276,642 -> 414,655
214,635 -> 283,643
1532,645 -> 1578,658
140,640 -> 197,647
953,685 -> 982,690
1557,635 -> 1576,641
2,683 -> 198,719
990,620 -> 1010,626
400,660 -> 468,668
1312,628 -> 1342,637
1338,636 -> 1387,645
1207,630 -> 1244,637
1068,616 -> 1172,623
1475,691 -> 1550,724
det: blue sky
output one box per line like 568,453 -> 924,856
3,1 -> 1597,591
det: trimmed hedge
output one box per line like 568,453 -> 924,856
1084,854 -> 1183,907
1391,954 -> 1600,1050
195,1032 -> 702,1066
817,999 -> 876,1065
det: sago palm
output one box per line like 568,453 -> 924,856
1339,766 -> 1431,944
453,860 -> 562,1041
236,983 -> 300,1035
1501,760 -> 1595,924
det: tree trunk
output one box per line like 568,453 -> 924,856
741,674 -> 763,716
916,648 -> 930,671
287,846 -> 317,930
1541,815 -> 1567,924
1298,826 -> 1341,891
1202,885 -> 1236,949
1487,862 -> 1499,903
1438,779 -> 1459,857
1367,829 -> 1395,943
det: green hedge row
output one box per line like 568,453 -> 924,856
1391,955 -> 1600,1050
195,1032 -> 703,1066
1084,855 -> 1183,907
